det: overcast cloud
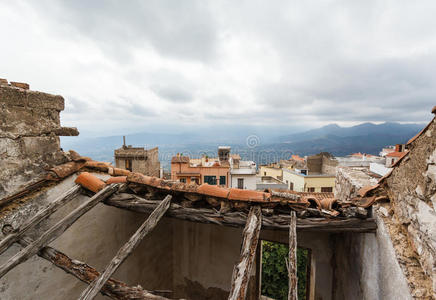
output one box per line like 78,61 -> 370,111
0,0 -> 435,136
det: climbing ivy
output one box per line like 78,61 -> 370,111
261,241 -> 309,300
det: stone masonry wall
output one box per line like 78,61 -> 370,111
334,166 -> 378,201
115,147 -> 160,177
0,79 -> 77,197
383,115 -> 436,297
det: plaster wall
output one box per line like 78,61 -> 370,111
332,211 -> 412,300
259,166 -> 283,180
230,174 -> 257,190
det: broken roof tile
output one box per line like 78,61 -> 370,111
320,198 -> 338,210
75,172 -> 106,193
358,184 -> 380,198
48,161 -> 86,180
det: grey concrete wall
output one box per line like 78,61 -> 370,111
332,212 -> 412,300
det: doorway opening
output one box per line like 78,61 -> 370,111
260,240 -> 311,300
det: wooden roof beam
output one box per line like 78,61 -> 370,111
288,211 -> 297,300
0,184 -> 120,279
9,234 -> 169,300
105,194 -> 377,233
79,195 -> 172,300
0,185 -> 82,255
228,206 -> 262,300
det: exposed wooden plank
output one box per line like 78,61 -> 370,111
288,211 -> 297,300
228,206 -> 262,300
0,184 -> 120,279
105,195 -> 377,232
78,195 -> 172,300
0,185 -> 82,255
10,235 -> 169,300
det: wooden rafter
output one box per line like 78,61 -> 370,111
0,185 -> 82,255
78,194 -> 172,300
11,235 -> 169,300
0,184 -> 120,279
288,211 -> 297,300
228,205 -> 262,300
106,194 -> 377,233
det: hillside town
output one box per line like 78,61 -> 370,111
117,138 -> 407,197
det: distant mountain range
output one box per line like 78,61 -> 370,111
260,122 -> 423,160
61,122 -> 425,169
277,122 -> 422,144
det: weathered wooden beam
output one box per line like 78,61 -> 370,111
0,185 -> 82,255
10,234 -> 169,300
0,178 -> 48,208
288,211 -> 297,300
228,206 -> 262,300
79,195 -> 172,300
105,195 -> 377,232
0,184 -> 120,279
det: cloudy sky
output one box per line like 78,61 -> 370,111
1,0 -> 435,137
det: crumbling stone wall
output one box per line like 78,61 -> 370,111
334,166 -> 378,201
382,115 -> 436,297
0,79 -> 77,197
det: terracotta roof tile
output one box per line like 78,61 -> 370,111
85,161 -> 113,172
320,198 -> 337,210
197,184 -> 230,198
48,161 -> 86,180
75,172 -> 106,193
106,176 -> 127,184
291,155 -> 305,162
358,184 -> 379,197
386,151 -> 406,158
108,167 -> 131,177
354,196 -> 377,208
228,189 -> 269,202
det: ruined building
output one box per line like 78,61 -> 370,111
0,80 -> 435,300
114,137 -> 160,178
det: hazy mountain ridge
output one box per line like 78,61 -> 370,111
277,122 -> 423,143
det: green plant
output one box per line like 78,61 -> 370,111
261,241 -> 309,300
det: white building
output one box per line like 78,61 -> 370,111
229,159 -> 257,190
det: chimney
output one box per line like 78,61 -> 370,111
123,136 -> 126,148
